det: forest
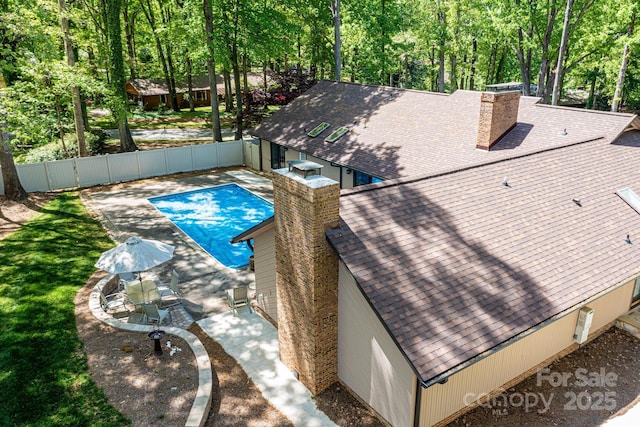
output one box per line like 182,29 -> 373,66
0,0 -> 638,168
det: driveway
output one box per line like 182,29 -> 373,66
104,128 -> 239,140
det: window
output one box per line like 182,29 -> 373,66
325,127 -> 348,143
194,91 -> 208,101
299,152 -> 307,160
633,277 -> 640,306
353,170 -> 383,187
617,188 -> 640,214
270,142 -> 286,169
307,122 -> 330,137
160,94 -> 168,104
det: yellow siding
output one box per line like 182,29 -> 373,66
254,228 -> 277,322
338,262 -> 416,427
419,279 -> 636,426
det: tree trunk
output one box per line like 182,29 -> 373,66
230,45 -> 243,140
469,38 -> 477,90
536,2 -> 559,98
186,56 -> 194,112
611,44 -> 630,112
330,0 -> 341,82
612,13 -> 634,112
123,2 -> 137,80
586,68 -> 597,109
58,0 -> 88,157
106,0 -> 137,152
242,53 -> 248,94
552,0 -> 574,105
449,54 -> 457,93
0,139 -> 27,201
140,0 -> 176,112
203,0 -> 223,142
224,69 -> 233,112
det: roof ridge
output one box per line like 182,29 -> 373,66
317,79 -> 450,97
340,135 -> 607,198
534,102 -> 638,118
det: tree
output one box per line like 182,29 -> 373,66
105,0 -> 137,152
330,0 -> 341,82
58,0 -> 88,157
203,0 -> 222,142
612,11 -> 635,112
552,0 -> 574,105
0,78 -> 27,200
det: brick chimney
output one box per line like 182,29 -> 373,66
272,161 -> 340,395
476,91 -> 520,150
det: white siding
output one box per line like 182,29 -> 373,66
254,228 -> 277,322
338,261 -> 415,427
419,279 -> 636,426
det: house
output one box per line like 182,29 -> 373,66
240,80 -> 640,426
126,76 -> 212,110
126,73 -> 272,110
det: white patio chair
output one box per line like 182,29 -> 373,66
227,285 -> 252,315
99,289 -> 128,313
158,270 -> 181,298
141,303 -> 171,325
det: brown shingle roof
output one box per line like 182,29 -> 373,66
327,130 -> 640,385
128,73 -> 272,97
252,80 -> 634,179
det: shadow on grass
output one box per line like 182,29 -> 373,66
0,192 -> 128,426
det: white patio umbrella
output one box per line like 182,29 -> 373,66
95,237 -> 175,275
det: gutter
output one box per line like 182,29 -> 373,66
419,270 -> 640,389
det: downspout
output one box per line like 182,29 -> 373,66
245,239 -> 254,252
413,377 -> 422,427
258,138 -> 263,172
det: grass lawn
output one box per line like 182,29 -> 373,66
0,193 -> 129,426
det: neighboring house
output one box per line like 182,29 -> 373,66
239,80 -> 640,426
126,73 -> 272,110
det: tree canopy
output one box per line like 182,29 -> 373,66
0,0 -> 638,152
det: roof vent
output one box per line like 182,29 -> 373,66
287,160 -> 323,178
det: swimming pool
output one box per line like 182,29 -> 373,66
148,183 -> 273,268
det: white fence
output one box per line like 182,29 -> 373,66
0,139 -> 259,195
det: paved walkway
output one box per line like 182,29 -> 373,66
198,309 -> 336,427
104,128 -> 242,141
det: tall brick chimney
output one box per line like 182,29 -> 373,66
272,161 -> 340,395
476,91 -> 520,150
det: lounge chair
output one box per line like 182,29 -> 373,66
227,285 -> 252,315
141,303 -> 171,325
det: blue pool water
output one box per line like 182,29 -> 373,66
148,183 -> 273,268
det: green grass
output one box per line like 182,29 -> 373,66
0,193 -> 130,426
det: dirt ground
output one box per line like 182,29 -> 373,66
1,194 -> 385,426
448,327 -> 640,426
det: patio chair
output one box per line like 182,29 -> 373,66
125,280 -> 160,305
141,303 -> 171,325
158,270 -> 181,298
99,289 -> 128,313
227,285 -> 252,315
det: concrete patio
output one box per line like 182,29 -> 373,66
85,168 -> 337,426
84,168 -> 273,321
